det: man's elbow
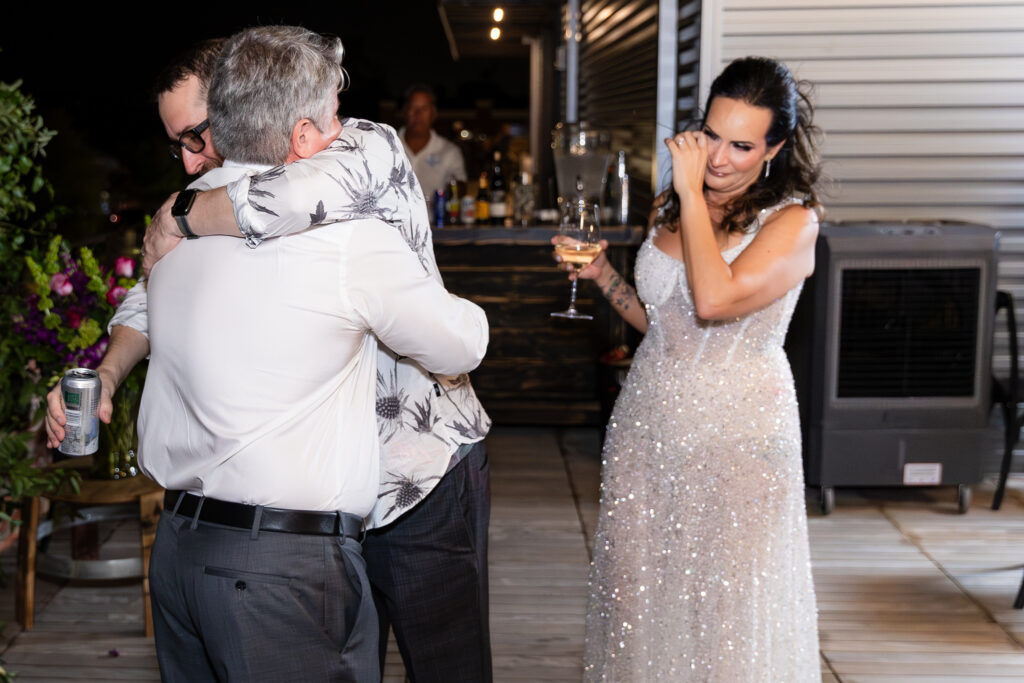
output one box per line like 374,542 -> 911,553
434,313 -> 489,375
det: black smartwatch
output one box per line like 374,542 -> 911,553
171,189 -> 200,240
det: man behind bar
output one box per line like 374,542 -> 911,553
138,26 -> 487,680
399,83 -> 467,204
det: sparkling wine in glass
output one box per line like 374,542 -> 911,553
552,199 -> 602,320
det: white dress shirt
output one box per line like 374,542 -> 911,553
136,162 -> 488,516
114,120 -> 490,528
399,127 -> 467,202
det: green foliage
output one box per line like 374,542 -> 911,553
0,80 -> 56,223
0,79 -> 56,433
0,431 -> 80,549
0,431 -> 77,501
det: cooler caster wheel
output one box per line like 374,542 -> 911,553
957,484 -> 971,514
820,487 -> 834,515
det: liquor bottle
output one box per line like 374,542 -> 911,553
461,179 -> 476,225
489,151 -> 507,226
445,176 -> 461,225
513,166 -> 535,228
476,172 -> 491,223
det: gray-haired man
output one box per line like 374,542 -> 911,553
139,26 -> 487,681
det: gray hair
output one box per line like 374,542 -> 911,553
208,26 -> 347,165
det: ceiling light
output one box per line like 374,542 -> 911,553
490,27 -> 501,40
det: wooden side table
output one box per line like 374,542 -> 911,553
16,457 -> 164,636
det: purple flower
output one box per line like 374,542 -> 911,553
114,256 -> 135,278
49,273 -> 73,296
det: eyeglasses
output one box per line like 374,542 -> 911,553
168,119 -> 210,161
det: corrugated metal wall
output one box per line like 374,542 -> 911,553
578,0 -> 661,220
705,0 -> 1024,374
676,0 -> 702,126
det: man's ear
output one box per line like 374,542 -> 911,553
289,118 -> 318,160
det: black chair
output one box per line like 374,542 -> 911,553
991,290 -> 1022,512
989,290 -> 1024,609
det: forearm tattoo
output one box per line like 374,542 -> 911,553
603,274 -> 637,311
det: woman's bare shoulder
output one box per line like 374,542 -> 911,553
760,203 -> 819,238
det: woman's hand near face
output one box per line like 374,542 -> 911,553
665,132 -> 708,203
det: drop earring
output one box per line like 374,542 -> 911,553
764,158 -> 771,179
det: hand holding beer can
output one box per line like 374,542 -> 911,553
59,368 -> 101,456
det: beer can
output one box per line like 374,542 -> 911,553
59,368 -> 101,456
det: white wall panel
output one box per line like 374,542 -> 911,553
706,0 -> 1024,372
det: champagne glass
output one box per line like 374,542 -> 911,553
552,199 -> 602,320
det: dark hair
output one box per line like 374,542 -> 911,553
151,38 -> 227,101
658,56 -> 823,234
402,83 -> 436,110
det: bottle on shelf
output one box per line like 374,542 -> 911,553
445,176 -> 461,226
461,178 -> 476,226
615,150 -> 629,226
432,190 -> 446,230
513,154 -> 535,228
489,151 -> 507,226
475,172 -> 491,224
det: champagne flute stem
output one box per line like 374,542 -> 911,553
568,270 -> 579,311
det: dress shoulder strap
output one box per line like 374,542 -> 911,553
752,196 -> 806,231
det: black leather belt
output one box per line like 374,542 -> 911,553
164,491 -> 363,539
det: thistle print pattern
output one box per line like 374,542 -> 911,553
376,358 -> 409,444
234,118 -> 490,528
377,471 -> 442,520
406,397 -> 446,443
247,119 -> 434,273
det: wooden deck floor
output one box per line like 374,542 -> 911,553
1,426 -> 1023,681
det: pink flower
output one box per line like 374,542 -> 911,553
114,256 -> 135,278
106,285 -> 128,306
49,273 -> 73,296
67,311 -> 82,329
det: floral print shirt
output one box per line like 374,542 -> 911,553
224,119 -> 491,528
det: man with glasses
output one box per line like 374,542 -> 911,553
47,30 -> 494,683
158,39 -> 224,176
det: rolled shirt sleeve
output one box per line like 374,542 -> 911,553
107,280 -> 149,338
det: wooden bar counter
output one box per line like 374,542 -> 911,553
433,224 -> 643,425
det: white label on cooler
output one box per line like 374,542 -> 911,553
903,462 -> 942,485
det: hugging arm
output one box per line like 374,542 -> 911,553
350,229 -> 487,376
142,122 -> 425,276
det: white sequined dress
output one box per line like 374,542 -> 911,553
584,199 -> 819,681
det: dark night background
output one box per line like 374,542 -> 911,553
0,3 -> 530,242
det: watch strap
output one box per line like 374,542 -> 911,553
172,189 -> 200,240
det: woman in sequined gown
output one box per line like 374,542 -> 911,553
556,58 -> 824,681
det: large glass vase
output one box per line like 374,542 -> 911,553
93,367 -> 144,480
